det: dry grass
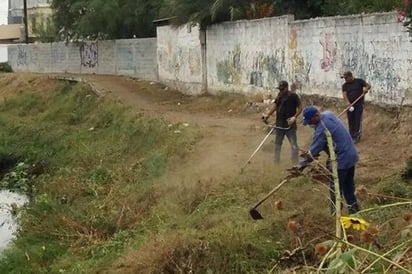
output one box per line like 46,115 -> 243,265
109,232 -> 206,274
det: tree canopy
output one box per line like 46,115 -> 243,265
51,0 -> 163,41
49,0 -> 405,41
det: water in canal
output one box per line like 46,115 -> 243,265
0,190 -> 28,252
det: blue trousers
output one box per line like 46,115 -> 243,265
329,166 -> 360,214
274,128 -> 299,164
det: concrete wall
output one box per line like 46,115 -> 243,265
289,13 -> 410,105
8,38 -> 158,80
207,15 -> 292,95
206,12 -> 412,105
7,11 -> 412,105
156,25 -> 204,95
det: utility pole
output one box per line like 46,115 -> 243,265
23,0 -> 29,43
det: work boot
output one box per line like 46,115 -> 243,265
348,204 -> 360,214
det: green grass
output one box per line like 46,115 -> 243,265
0,83 -> 285,274
0,82 -> 201,273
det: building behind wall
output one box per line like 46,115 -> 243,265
7,0 -> 53,43
8,0 -> 51,24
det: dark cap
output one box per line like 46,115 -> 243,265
302,106 -> 318,125
340,71 -> 353,79
276,80 -> 289,89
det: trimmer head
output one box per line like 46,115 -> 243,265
249,207 -> 264,220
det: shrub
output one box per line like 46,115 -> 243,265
0,62 -> 13,72
401,157 -> 412,181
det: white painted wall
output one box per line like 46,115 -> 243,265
156,24 -> 204,95
6,12 -> 412,105
207,15 -> 292,95
0,44 -> 7,62
206,12 -> 411,105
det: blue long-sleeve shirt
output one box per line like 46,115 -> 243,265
305,111 -> 359,170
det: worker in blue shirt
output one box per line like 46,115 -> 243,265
294,106 -> 360,214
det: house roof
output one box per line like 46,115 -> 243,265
153,17 -> 176,26
0,24 -> 22,41
0,24 -> 34,42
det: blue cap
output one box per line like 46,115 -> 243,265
302,106 -> 318,125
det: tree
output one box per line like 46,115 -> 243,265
322,0 -> 403,16
51,0 -> 82,42
162,0 -> 404,28
161,0 -> 275,29
49,0 -> 406,41
52,0 -> 163,41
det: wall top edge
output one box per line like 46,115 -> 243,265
292,11 -> 397,24
7,37 -> 158,47
205,11 -> 398,29
208,14 -> 295,27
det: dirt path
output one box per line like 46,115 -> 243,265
81,75 -> 299,184
87,75 -> 412,183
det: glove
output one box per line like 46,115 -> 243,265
348,106 -> 355,112
287,116 -> 296,126
295,160 -> 308,171
261,114 -> 269,123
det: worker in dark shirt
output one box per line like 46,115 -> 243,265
262,81 -> 302,164
341,71 -> 371,143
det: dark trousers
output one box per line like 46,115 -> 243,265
329,166 -> 360,214
347,104 -> 363,142
274,128 -> 299,164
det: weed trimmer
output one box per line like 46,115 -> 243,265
240,121 -> 290,174
249,178 -> 289,220
337,93 -> 366,117
240,126 -> 275,173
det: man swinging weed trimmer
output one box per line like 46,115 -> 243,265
291,106 -> 360,215
341,71 -> 371,144
248,104 -> 365,220
240,81 -> 302,174
262,81 -> 302,164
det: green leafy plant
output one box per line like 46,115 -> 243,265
0,162 -> 32,193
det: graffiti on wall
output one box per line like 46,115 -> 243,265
51,47 -> 65,64
80,42 -> 98,68
216,44 -> 241,84
158,46 -> 198,79
288,29 -> 311,85
158,47 -> 171,74
320,32 -> 337,72
173,48 -> 184,78
17,46 -> 28,66
249,49 -> 286,88
188,48 -> 201,76
289,30 -> 298,50
341,41 -> 401,102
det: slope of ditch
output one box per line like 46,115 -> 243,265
0,72 -> 410,273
